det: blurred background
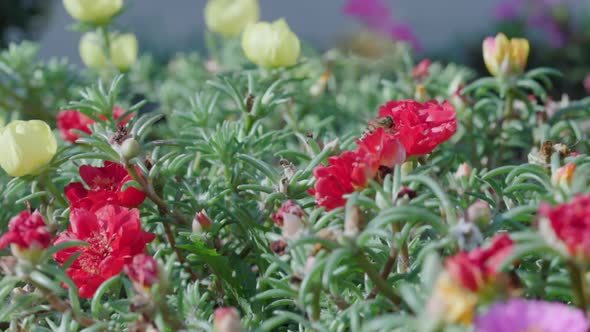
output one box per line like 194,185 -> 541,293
2,0 -> 590,95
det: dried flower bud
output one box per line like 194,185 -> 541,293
124,254 -> 160,291
344,205 -> 365,237
270,240 -> 287,256
214,307 -> 241,332
414,84 -> 428,102
397,187 -> 417,200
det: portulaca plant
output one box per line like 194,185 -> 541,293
0,0 -> 590,331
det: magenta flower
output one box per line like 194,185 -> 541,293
475,298 -> 590,332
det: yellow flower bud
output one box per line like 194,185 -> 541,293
242,19 -> 300,68
79,32 -> 109,69
482,33 -> 529,77
109,33 -> 138,71
0,120 -> 57,177
427,272 -> 478,325
63,0 -> 123,24
552,162 -> 576,186
204,0 -> 259,37
79,32 -> 138,71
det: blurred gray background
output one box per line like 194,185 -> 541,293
35,0 -> 587,62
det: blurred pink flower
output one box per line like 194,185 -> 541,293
343,0 -> 421,51
583,74 -> 590,94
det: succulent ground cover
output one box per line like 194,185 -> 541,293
1,1 -> 590,331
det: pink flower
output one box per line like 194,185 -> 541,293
584,74 -> 590,95
214,307 -> 241,332
475,298 -> 590,332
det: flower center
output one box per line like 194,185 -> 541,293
78,232 -> 110,275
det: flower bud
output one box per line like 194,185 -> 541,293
193,210 -> 212,234
414,84 -> 428,102
242,19 -> 300,68
214,307 -> 241,332
584,74 -> 590,95
427,272 -> 478,325
465,200 -> 492,227
63,0 -> 123,24
552,162 -> 576,186
272,200 -> 306,240
412,59 -> 431,80
79,32 -> 138,71
454,162 -> 471,180
0,211 -> 50,265
482,33 -> 529,77
0,120 -> 57,177
124,254 -> 160,291
119,138 -> 140,160
205,0 -> 259,37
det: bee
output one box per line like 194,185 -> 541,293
362,115 -> 394,138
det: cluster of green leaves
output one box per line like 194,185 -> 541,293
0,34 -> 590,332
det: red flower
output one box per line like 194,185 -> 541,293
271,200 -> 305,227
445,234 -> 514,292
378,100 -> 457,156
0,211 -> 51,250
124,254 -> 159,289
539,194 -> 590,259
56,107 -> 134,143
310,150 -> 369,210
356,127 -> 406,170
310,128 -> 405,211
53,205 -> 155,298
65,161 -> 146,209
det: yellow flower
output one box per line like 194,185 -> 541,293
79,32 -> 138,71
242,19 -> 300,68
109,33 -> 138,71
552,162 -> 576,186
79,32 -> 108,69
428,272 -> 478,326
204,0 -> 259,37
63,0 -> 123,24
482,33 -> 529,77
0,120 -> 57,177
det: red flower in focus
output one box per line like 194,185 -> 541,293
412,59 -> 431,80
0,211 -> 51,250
539,194 -> 590,259
356,127 -> 406,170
271,200 -> 305,227
56,106 -> 134,143
53,205 -> 155,298
65,161 -> 146,209
309,150 -> 370,211
310,128 -> 405,211
124,254 -> 159,289
445,234 -> 514,292
378,100 -> 457,156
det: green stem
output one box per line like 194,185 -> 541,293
567,260 -> 588,312
244,114 -> 254,134
40,176 -> 68,208
355,251 -> 401,308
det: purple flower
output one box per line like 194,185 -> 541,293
475,298 -> 590,332
494,0 -> 523,20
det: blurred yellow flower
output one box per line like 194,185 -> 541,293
482,33 -> 530,77
0,120 -> 57,177
63,0 -> 123,24
552,162 -> 576,186
205,0 -> 259,37
79,32 -> 138,71
428,272 -> 478,326
242,19 -> 300,68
